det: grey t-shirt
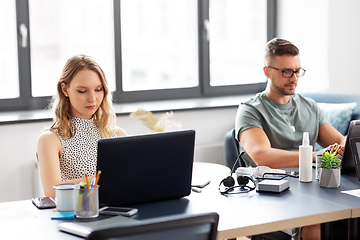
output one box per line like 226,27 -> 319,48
235,91 -> 328,167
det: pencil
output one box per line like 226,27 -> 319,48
85,174 -> 90,189
333,145 -> 341,156
93,170 -> 102,188
329,144 -> 336,154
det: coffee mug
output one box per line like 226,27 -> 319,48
53,184 -> 78,212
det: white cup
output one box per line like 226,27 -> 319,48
53,184 -> 78,212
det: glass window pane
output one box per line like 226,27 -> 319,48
0,1 -> 19,99
120,0 -> 198,92
29,0 -> 115,97
209,0 -> 267,86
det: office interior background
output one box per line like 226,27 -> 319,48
1,0 -> 360,203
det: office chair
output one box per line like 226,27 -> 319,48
224,128 -> 245,169
250,232 -> 291,240
86,212 -> 219,240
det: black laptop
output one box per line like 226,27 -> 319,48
97,129 -> 196,207
342,120 -> 360,179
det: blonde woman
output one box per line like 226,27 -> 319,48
37,54 -> 127,197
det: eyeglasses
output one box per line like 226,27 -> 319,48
267,66 -> 306,78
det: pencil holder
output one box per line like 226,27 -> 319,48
315,154 -> 322,180
75,186 -> 99,218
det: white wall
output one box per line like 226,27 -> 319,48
277,0 -> 360,94
0,107 -> 237,202
328,0 -> 360,94
278,0 -> 330,92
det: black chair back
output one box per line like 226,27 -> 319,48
86,212 -> 219,240
224,128 -> 245,169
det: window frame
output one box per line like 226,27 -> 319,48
200,0 -> 275,97
0,0 -> 276,112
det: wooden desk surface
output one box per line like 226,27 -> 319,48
1,163 -> 360,240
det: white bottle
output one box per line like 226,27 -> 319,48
299,132 -> 313,182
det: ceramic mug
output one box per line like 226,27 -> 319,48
53,184 -> 78,212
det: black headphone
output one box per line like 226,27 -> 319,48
219,151 -> 256,195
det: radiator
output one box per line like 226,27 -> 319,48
33,160 -> 45,197
194,144 -> 226,165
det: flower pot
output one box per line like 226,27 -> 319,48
319,168 -> 341,188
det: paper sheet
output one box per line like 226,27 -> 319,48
341,189 -> 360,198
0,204 -> 37,221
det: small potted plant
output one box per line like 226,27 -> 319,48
318,150 -> 341,188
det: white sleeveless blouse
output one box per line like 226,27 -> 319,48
56,117 -> 117,181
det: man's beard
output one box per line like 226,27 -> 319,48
273,83 -> 296,96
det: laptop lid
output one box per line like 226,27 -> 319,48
342,120 -> 360,177
97,130 -> 195,207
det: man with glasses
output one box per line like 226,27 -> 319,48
235,38 -> 345,240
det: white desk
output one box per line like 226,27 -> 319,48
188,167 -> 351,240
192,162 -> 230,189
1,164 -> 360,240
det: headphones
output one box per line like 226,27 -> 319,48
219,151 -> 256,195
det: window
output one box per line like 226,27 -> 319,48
0,0 -> 274,112
29,0 -> 115,97
0,1 -> 19,100
120,0 -> 198,92
209,0 -> 267,87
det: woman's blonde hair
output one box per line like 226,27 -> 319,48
50,54 -> 115,139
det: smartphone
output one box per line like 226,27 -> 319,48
32,197 -> 56,209
99,206 -> 138,217
285,170 -> 299,178
191,180 -> 211,188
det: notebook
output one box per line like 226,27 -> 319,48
97,129 -> 196,207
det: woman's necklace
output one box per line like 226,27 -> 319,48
267,97 -> 295,132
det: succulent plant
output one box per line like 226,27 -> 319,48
320,151 -> 341,169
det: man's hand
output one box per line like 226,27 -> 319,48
314,144 -> 344,162
330,144 -> 344,159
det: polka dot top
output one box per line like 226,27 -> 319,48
56,117 -> 117,181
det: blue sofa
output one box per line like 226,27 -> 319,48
301,92 -> 360,122
225,92 -> 360,169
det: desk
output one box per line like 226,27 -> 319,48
1,163 -> 360,240
286,170 -> 360,218
285,169 -> 360,239
188,167 -> 352,240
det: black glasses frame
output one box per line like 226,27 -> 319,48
267,66 -> 306,78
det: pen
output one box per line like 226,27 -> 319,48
333,145 -> 341,156
85,174 -> 90,189
90,179 -> 95,188
329,144 -> 336,154
94,170 -> 102,188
